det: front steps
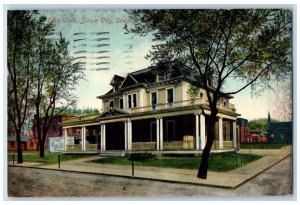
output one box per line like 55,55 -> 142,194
99,150 -> 126,157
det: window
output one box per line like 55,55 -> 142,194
151,92 -> 157,105
127,94 -> 137,108
119,98 -> 124,109
158,73 -> 166,82
133,94 -> 137,107
128,95 -> 132,108
223,100 -> 227,107
72,128 -> 76,135
109,100 -> 114,108
167,88 -> 174,103
200,92 -> 203,98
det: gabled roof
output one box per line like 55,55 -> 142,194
99,107 -> 129,118
119,73 -> 139,88
110,74 -> 125,86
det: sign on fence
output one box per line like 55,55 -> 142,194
49,137 -> 64,153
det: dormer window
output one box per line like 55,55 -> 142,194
158,73 -> 167,82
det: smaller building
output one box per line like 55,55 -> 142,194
267,113 -> 292,144
32,115 -> 74,149
7,136 -> 38,151
236,118 -> 250,143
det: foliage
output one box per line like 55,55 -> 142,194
7,10 -> 84,159
249,118 -> 278,133
187,85 -> 200,101
272,72 -> 292,121
48,107 -> 99,117
91,153 -> 261,172
7,11 -> 39,163
126,9 -> 292,178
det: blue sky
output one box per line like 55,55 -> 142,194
38,9 -> 291,121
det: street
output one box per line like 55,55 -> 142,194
7,156 -> 292,198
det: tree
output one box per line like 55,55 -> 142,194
272,72 -> 292,121
249,118 -> 278,133
126,9 -> 292,178
31,18 -> 82,158
8,11 -> 83,159
7,11 -> 37,163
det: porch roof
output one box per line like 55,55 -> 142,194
62,104 -> 240,128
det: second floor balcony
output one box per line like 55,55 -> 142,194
129,98 -> 236,114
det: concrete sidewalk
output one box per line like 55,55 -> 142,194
8,145 -> 292,189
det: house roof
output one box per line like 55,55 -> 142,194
110,74 -> 125,86
99,107 -> 130,118
268,121 -> 292,130
7,136 -> 31,142
97,62 -> 234,100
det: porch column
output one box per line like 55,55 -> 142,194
123,94 -> 126,108
200,113 -> 206,150
159,118 -> 163,150
81,126 -> 86,151
124,120 -> 128,150
128,120 -> 132,151
101,124 -> 106,151
63,128 -> 68,151
156,118 -> 160,150
233,121 -> 237,151
195,114 -> 200,150
219,117 -> 223,149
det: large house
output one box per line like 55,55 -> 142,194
62,62 -> 240,153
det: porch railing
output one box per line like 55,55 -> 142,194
132,142 -> 156,151
66,144 -> 82,151
164,141 -> 184,150
85,144 -> 99,151
212,141 -> 233,150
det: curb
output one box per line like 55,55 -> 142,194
8,165 -> 233,189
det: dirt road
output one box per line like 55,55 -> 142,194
7,156 -> 292,198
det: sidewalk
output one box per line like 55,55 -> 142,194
8,145 -> 292,189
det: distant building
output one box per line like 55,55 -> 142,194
32,115 -> 74,149
267,113 -> 292,144
7,136 -> 38,151
236,118 -> 250,143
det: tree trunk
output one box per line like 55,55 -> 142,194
197,111 -> 217,179
39,138 -> 45,158
39,145 -> 45,158
16,129 -> 23,163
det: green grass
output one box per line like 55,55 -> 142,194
90,152 -> 262,172
240,143 -> 289,149
8,152 -> 97,164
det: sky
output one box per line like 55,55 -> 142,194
38,9 -> 292,121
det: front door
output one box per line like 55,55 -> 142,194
166,120 -> 175,141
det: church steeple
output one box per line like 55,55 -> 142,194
267,111 -> 271,130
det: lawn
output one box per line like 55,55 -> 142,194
240,143 -> 289,149
8,152 -> 97,164
90,152 -> 262,172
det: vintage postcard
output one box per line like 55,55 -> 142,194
5,6 -> 294,199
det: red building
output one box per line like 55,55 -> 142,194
236,118 -> 250,143
32,115 -> 74,149
7,136 -> 38,151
